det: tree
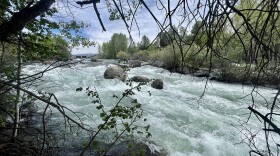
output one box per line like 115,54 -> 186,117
97,43 -> 102,55
0,0 -> 55,41
24,35 -> 71,61
102,33 -> 127,59
52,36 -> 71,60
190,21 -> 207,47
158,26 -> 178,47
0,0 -> 93,142
139,35 -> 150,50
127,41 -> 138,55
158,31 -> 170,47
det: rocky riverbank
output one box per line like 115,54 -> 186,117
147,60 -> 280,88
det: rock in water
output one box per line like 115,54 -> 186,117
131,76 -> 150,83
193,68 -> 210,77
151,79 -> 163,89
107,141 -> 162,156
104,66 -> 126,81
129,60 -> 142,68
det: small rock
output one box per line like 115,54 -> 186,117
129,60 -> 142,68
151,79 -> 163,89
193,68 -> 210,77
107,141 -> 162,156
131,76 -> 150,83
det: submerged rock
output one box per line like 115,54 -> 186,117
107,141 -> 163,156
131,76 -> 150,83
104,66 -> 126,81
151,79 -> 163,89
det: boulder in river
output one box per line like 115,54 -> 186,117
104,66 -> 126,81
129,60 -> 142,68
106,141 -> 163,156
151,79 -> 163,89
131,76 -> 150,83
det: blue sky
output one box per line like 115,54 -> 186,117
54,0 -> 194,55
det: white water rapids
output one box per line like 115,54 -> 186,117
22,60 -> 279,156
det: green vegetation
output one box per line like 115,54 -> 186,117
99,15 -> 280,85
101,33 -> 128,59
138,35 -> 150,50
117,51 -> 130,61
0,0 -> 97,154
25,35 -> 71,61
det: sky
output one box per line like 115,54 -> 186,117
54,1 -> 194,55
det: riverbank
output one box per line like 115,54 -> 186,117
141,60 -> 280,89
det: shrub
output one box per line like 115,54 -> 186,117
116,51 -> 130,61
131,50 -> 150,61
184,46 -> 209,68
147,46 -> 182,69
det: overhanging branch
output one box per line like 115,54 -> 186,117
248,106 -> 280,136
0,0 -> 55,41
76,0 -> 106,31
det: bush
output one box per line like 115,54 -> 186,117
145,46 -> 182,69
116,51 -> 130,61
184,46 -> 210,68
159,46 -> 180,69
131,50 -> 150,61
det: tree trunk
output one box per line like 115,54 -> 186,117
0,0 -> 55,41
12,37 -> 22,138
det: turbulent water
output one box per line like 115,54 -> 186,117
22,60 -> 278,156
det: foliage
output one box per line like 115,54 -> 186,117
24,35 -> 71,61
131,50 -> 150,61
189,21 -> 208,47
138,35 -> 150,50
101,33 -> 128,59
157,26 -> 178,47
116,51 -> 130,61
0,0 -> 96,154
76,82 -> 151,154
154,46 -> 181,69
158,31 -> 170,47
127,42 -> 138,55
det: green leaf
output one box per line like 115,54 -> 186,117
96,105 -> 103,110
131,99 -> 137,103
100,112 -> 106,117
136,104 -> 141,108
76,87 -> 83,91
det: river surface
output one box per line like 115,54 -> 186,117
22,60 -> 279,156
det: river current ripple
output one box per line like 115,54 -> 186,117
22,61 -> 278,156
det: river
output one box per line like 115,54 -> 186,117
22,60 -> 278,156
